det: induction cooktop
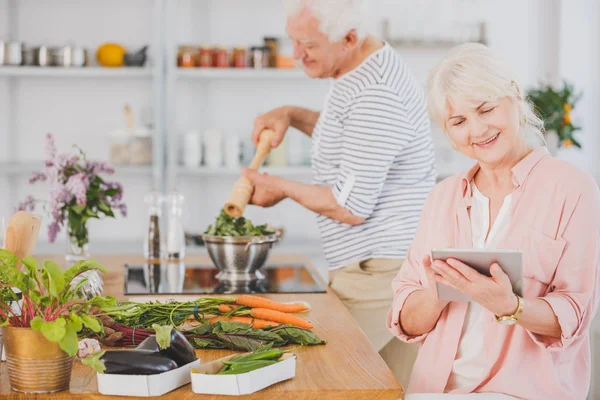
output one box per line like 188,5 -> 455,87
124,263 -> 327,295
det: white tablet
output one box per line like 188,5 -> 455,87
430,248 -> 523,302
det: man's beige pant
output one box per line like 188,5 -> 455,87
329,258 -> 419,388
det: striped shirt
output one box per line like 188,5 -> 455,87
311,42 -> 436,269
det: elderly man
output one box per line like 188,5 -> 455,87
243,0 -> 436,385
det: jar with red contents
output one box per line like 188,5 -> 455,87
198,47 -> 212,68
213,47 -> 229,68
232,47 -> 247,68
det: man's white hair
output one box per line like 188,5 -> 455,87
284,0 -> 368,42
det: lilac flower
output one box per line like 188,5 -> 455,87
86,160 -> 115,176
65,173 -> 89,205
29,171 -> 47,184
118,203 -> 128,217
48,222 -> 60,243
15,195 -> 37,213
45,133 -> 57,161
103,182 -> 123,201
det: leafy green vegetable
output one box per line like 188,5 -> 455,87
204,210 -> 274,237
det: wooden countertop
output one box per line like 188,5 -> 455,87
0,254 -> 403,400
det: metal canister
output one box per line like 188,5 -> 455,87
36,45 -> 51,67
71,46 -> 87,67
52,45 -> 73,67
0,41 -> 6,65
22,47 -> 36,65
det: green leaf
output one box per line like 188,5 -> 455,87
88,296 -> 116,308
81,350 -> 106,374
21,257 -> 39,275
43,261 -> 66,297
69,314 -> 83,332
71,204 -> 86,215
0,319 -> 9,327
0,249 -> 18,269
80,315 -> 101,333
97,199 -> 111,215
270,325 -> 326,346
0,255 -> 33,293
63,260 -> 107,287
85,208 -> 98,218
40,296 -> 52,306
31,317 -> 67,343
59,320 -> 79,356
192,338 -> 226,349
152,324 -> 173,349
103,188 -> 120,197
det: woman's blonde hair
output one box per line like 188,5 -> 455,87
427,43 -> 544,142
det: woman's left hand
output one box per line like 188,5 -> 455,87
432,258 -> 519,316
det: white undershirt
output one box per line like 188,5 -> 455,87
445,183 -> 513,391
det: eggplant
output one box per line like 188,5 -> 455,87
100,350 -> 178,375
135,329 -> 196,367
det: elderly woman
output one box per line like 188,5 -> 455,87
387,43 -> 600,399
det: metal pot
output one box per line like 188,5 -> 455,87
202,234 -> 279,282
4,41 -> 23,66
3,326 -> 74,393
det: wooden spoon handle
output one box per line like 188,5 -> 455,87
4,211 -> 42,269
224,130 -> 275,217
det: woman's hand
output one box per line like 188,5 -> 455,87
251,106 -> 292,148
432,258 -> 519,316
422,255 -> 451,307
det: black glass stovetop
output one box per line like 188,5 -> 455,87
124,263 -> 327,295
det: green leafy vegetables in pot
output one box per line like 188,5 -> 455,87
204,209 -> 274,237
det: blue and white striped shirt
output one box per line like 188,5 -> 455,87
311,43 -> 436,269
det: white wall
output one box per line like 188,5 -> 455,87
0,0 -> 597,254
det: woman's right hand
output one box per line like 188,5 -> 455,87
252,106 -> 291,148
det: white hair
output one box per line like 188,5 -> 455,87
283,0 -> 368,42
428,43 -> 544,143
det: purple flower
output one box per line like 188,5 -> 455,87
103,182 -> 123,201
118,203 -> 128,217
15,195 -> 37,213
65,173 -> 89,205
48,222 -> 60,243
45,133 -> 57,161
86,160 -> 115,176
29,171 -> 47,184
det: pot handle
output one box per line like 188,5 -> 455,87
244,235 -> 278,252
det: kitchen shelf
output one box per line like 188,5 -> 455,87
176,68 -> 307,80
0,162 -> 153,176
178,166 -> 313,177
0,66 -> 152,78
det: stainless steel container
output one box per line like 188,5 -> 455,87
35,46 -> 51,67
202,234 -> 279,282
51,45 -> 73,67
0,41 -> 6,65
22,47 -> 36,66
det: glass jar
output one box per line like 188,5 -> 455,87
198,47 -> 213,67
177,46 -> 196,68
263,37 -> 279,68
213,47 -> 229,68
232,47 -> 246,68
250,46 -> 270,69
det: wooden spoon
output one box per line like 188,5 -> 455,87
224,129 -> 274,217
4,211 -> 42,268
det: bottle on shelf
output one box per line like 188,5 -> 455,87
166,191 -> 186,260
143,191 -> 163,262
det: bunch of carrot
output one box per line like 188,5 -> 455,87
208,294 -> 313,330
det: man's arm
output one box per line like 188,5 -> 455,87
286,106 -> 320,137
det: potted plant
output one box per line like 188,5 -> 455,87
527,81 -> 583,154
0,249 -> 114,393
16,133 -> 127,263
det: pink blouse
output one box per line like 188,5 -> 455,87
387,148 -> 600,399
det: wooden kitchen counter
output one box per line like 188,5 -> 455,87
0,254 -> 403,400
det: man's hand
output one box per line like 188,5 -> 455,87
242,168 -> 287,207
252,107 -> 292,148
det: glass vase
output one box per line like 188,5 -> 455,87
66,228 -> 90,264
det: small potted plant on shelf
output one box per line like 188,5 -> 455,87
0,249 -> 115,393
16,133 -> 127,264
527,81 -> 583,154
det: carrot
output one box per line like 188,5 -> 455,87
235,295 -> 308,313
218,304 -> 241,313
249,308 -> 313,329
209,316 -> 280,329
